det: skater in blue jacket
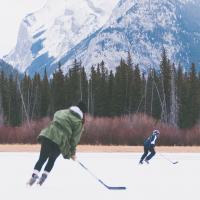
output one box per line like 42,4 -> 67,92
139,130 -> 160,164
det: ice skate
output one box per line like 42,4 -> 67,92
27,174 -> 39,186
37,173 -> 48,186
144,159 -> 149,164
139,160 -> 143,164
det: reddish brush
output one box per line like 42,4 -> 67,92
0,114 -> 199,145
82,114 -> 200,146
0,118 -> 50,144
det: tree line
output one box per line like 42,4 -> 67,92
0,49 -> 200,128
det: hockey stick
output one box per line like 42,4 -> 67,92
77,160 -> 126,190
159,153 -> 178,164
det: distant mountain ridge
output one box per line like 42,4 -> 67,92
4,0 -> 117,76
0,59 -> 18,76
63,0 -> 200,72
4,0 -> 200,76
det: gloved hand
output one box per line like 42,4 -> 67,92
63,154 -> 70,159
71,154 -> 77,161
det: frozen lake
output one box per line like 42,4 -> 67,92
0,152 -> 199,200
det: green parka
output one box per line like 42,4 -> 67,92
38,107 -> 84,159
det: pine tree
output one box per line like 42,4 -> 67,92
160,48 -> 171,123
21,73 -> 32,123
143,68 -> 156,115
107,70 -> 115,116
91,64 -> 101,116
169,64 -> 178,127
150,68 -> 162,119
131,64 -> 142,113
0,71 -> 9,124
187,63 -> 199,127
88,66 -> 96,115
7,74 -> 21,126
31,73 -> 41,119
127,51 -> 133,69
113,59 -> 131,115
95,61 -> 109,116
66,59 -> 83,105
51,63 -> 66,113
0,92 -> 3,125
40,69 -> 50,117
80,66 -> 88,109
177,64 -> 186,128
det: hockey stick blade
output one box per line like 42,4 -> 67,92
78,161 -> 126,190
159,154 -> 179,165
98,179 -> 126,190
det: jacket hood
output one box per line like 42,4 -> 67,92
70,106 -> 83,119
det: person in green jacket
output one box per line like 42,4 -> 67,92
27,101 -> 87,186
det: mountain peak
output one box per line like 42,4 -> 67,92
4,0 -> 200,76
5,0 -> 118,76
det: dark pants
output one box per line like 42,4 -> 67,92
140,145 -> 156,162
34,137 -> 61,172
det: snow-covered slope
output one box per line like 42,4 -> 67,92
5,0 -> 200,76
65,0 -> 200,72
0,59 -> 18,76
4,0 -> 118,76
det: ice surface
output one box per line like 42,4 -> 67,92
0,152 -> 199,200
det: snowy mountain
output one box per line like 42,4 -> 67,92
4,0 -> 118,76
64,0 -> 200,72
5,0 -> 200,76
0,59 -> 18,76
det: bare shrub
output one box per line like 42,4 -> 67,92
82,114 -> 200,146
184,125 -> 200,146
0,114 -> 200,145
0,118 -> 50,144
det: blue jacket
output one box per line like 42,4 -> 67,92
144,132 -> 158,148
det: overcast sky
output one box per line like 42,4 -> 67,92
0,0 -> 47,58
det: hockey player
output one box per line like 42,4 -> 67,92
27,101 -> 87,186
139,129 -> 160,164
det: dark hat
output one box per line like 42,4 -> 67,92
77,101 -> 87,113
